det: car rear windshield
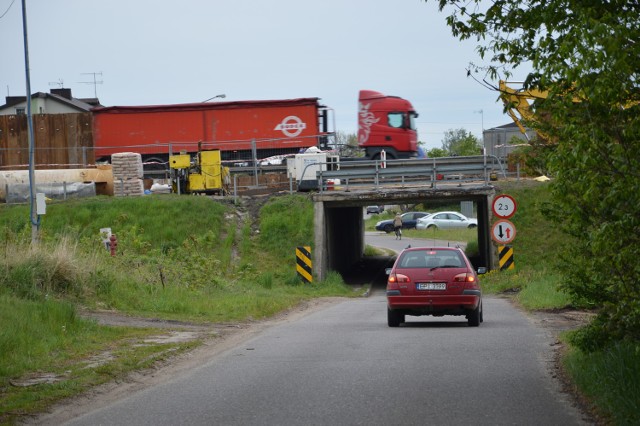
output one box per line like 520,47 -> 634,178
397,250 -> 465,269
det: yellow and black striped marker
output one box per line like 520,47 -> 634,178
499,245 -> 515,270
296,246 -> 313,283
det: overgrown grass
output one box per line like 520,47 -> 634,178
0,293 -> 193,424
1,187 -> 636,424
0,193 -> 355,422
563,340 -> 640,425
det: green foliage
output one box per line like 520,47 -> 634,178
509,140 -> 554,177
429,0 -> 640,352
563,341 -> 640,425
258,194 -> 314,257
0,237 -> 99,301
441,128 -> 482,156
427,147 -> 447,158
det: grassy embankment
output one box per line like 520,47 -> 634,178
0,194 -> 356,424
365,181 -> 638,425
1,185 -> 638,425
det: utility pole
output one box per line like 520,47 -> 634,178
21,0 -> 38,244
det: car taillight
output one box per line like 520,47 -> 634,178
454,272 -> 479,289
454,273 -> 475,283
388,273 -> 411,287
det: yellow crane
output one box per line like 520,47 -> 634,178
498,80 -> 551,141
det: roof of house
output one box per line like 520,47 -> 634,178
0,88 -> 101,113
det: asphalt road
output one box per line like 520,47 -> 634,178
64,296 -> 589,426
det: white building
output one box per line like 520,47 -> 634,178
0,88 -> 99,116
482,122 -> 535,160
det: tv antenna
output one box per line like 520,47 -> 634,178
79,72 -> 103,98
48,78 -> 64,88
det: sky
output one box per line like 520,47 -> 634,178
0,0 -> 528,150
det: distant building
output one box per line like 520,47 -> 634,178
482,122 -> 535,160
0,88 -> 100,116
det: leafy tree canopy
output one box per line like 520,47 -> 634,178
442,128 -> 482,156
427,147 -> 447,158
428,0 -> 640,351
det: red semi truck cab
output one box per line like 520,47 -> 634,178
357,90 -> 419,159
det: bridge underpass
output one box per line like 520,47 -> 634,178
312,185 -> 497,283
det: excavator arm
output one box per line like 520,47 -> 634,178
498,80 -> 550,141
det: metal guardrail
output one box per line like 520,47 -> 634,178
315,155 -> 505,192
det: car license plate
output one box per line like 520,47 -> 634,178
417,282 -> 446,290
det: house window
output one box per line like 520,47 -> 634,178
15,108 -> 25,115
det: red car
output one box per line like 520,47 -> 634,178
386,247 -> 485,327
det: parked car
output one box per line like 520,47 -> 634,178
415,211 -> 478,230
386,246 -> 486,327
366,205 -> 384,214
375,211 -> 431,233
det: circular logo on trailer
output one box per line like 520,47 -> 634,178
275,116 -> 307,137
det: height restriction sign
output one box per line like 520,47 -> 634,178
492,194 -> 517,219
492,219 -> 517,244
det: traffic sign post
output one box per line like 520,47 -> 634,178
491,219 -> 516,245
492,194 -> 517,219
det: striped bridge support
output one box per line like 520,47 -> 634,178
296,246 -> 313,283
499,245 -> 515,270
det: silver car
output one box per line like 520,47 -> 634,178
416,211 -> 478,230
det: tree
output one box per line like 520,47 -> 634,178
427,147 -> 447,158
428,0 -> 640,351
334,131 -> 362,157
442,128 -> 482,156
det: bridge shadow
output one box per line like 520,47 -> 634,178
339,255 -> 395,288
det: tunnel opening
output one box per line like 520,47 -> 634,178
313,186 -> 496,283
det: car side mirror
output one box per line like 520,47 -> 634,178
385,268 -> 392,275
477,267 -> 487,274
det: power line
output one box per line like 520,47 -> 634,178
0,0 -> 16,19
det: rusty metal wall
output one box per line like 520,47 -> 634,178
0,113 -> 95,170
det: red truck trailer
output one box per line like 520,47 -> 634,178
91,90 -> 419,166
92,97 -> 332,164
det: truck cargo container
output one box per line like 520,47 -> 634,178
91,90 -> 419,171
92,98 -> 332,166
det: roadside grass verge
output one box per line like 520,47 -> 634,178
0,293 -> 196,424
0,193 -> 356,422
563,340 -> 640,425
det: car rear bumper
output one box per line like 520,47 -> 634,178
387,294 -> 480,314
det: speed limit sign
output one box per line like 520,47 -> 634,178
492,194 -> 517,219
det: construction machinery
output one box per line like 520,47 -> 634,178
498,80 -> 552,141
169,147 -> 230,195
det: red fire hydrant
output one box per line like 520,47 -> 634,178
109,234 -> 118,257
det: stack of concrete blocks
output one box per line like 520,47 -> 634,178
112,152 -> 145,197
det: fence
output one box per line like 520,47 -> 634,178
0,113 -> 94,169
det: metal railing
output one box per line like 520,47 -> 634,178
315,155 -> 505,192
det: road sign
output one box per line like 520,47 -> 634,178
296,246 -> 313,283
492,219 -> 516,244
492,194 -> 517,219
498,245 -> 515,270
